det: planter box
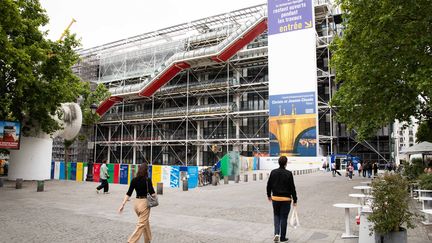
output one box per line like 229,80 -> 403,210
375,227 -> 407,243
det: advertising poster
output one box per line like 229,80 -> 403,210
0,121 -> 21,149
268,0 -> 318,157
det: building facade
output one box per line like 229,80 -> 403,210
62,1 -> 391,166
393,118 -> 420,163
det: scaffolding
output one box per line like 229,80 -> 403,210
68,1 -> 390,166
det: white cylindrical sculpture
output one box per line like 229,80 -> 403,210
8,135 -> 53,180
8,103 -> 82,180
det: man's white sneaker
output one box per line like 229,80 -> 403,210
273,235 -> 280,242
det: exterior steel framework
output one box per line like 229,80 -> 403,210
63,1 -> 390,166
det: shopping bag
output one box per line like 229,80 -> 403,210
289,206 -> 300,228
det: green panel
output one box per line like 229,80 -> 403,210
107,164 -> 114,183
221,154 -> 230,177
67,162 -> 72,180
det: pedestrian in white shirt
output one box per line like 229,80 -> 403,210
97,160 -> 109,194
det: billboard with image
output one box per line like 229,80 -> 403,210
0,121 -> 21,149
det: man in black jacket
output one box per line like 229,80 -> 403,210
266,156 -> 297,242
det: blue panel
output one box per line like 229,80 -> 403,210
51,161 -> 55,179
70,162 -> 77,180
59,161 -> 65,180
119,164 -> 129,184
170,166 -> 180,188
187,166 -> 198,189
148,165 -> 152,180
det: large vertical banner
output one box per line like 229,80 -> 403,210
268,0 -> 318,157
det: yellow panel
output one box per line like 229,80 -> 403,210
76,163 -> 84,181
152,165 -> 162,187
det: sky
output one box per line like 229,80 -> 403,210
40,0 -> 265,49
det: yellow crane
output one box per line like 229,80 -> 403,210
58,18 -> 76,42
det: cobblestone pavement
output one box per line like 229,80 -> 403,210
0,171 -> 430,243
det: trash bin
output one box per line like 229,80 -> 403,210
157,182 -> 163,195
16,178 -> 23,189
182,178 -> 188,191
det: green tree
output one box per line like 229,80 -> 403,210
63,83 -> 110,166
0,0 -> 84,135
416,119 -> 432,143
330,0 -> 432,139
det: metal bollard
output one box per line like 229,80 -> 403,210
0,177 -> 3,187
235,175 -> 240,183
259,173 -> 263,180
37,180 -> 44,192
157,182 -> 163,195
253,174 -> 257,181
212,175 -> 217,186
244,174 -> 248,182
224,176 -> 229,184
182,179 -> 188,191
16,178 -> 23,189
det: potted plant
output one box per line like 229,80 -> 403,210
368,173 -> 416,243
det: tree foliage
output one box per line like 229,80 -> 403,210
0,0 -> 84,136
416,119 -> 432,143
330,0 -> 432,139
80,83 -> 110,126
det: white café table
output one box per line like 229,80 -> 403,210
333,203 -> 362,238
353,185 -> 372,194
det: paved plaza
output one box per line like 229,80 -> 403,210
0,171 -> 431,243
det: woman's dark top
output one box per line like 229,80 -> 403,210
126,177 -> 155,197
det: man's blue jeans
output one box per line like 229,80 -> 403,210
272,200 -> 291,241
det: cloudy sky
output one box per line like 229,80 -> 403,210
40,0 -> 265,49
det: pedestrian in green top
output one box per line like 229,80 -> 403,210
97,160 -> 110,194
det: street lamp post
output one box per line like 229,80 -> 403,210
86,103 -> 98,182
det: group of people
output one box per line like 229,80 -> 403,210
92,156 -> 298,243
357,161 -> 378,178
326,160 -> 379,180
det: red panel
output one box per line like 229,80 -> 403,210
96,96 -> 123,116
139,62 -> 190,97
212,19 -> 268,62
93,163 -> 101,182
113,164 -> 120,184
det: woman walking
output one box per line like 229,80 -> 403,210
347,162 -> 354,180
118,163 -> 156,243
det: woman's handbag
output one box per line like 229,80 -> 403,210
146,180 -> 159,208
